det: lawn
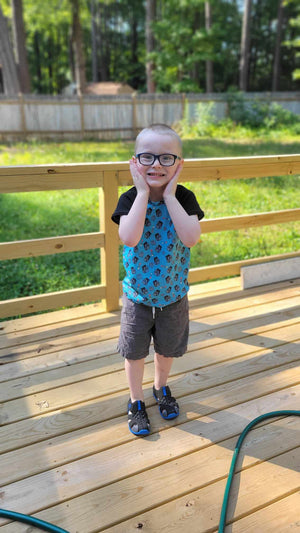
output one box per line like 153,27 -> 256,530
0,130 -> 299,307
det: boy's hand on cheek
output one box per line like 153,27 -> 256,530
163,161 -> 183,199
129,158 -> 150,195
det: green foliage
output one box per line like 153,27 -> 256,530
227,92 -> 300,130
177,102 -> 217,137
283,0 -> 300,81
85,0 -> 146,89
1,0 -> 146,94
292,69 -> 300,80
22,0 -> 73,93
177,95 -> 300,139
2,0 -> 299,94
152,0 -> 241,93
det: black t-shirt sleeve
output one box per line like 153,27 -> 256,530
111,185 -> 204,224
111,187 -> 137,225
176,185 -> 204,220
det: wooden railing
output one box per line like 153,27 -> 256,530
0,154 -> 299,319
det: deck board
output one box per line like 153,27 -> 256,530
0,277 -> 299,533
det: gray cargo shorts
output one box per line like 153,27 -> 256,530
118,293 -> 189,360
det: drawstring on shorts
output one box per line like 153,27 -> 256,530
152,306 -> 163,318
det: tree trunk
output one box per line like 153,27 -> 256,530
90,0 -> 98,82
248,0 -> 261,90
205,2 -> 213,92
239,0 -> 252,91
11,0 -> 31,93
68,27 -> 76,86
103,3 -> 110,81
0,6 -> 20,94
146,0 -> 156,93
272,0 -> 284,92
34,31 -> 42,92
131,10 -> 139,88
98,2 -> 108,81
70,0 -> 86,94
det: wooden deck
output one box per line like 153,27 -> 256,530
0,277 -> 299,533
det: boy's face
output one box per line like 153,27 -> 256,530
133,132 -> 183,192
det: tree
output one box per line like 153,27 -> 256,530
93,1 -> 109,82
151,0 -> 241,93
146,0 -> 156,93
239,0 -> 252,91
283,0 -> 300,82
70,0 -> 86,94
1,0 -> 297,96
0,4 -> 20,93
205,1 -> 213,92
272,0 -> 285,91
90,0 -> 98,82
11,0 -> 31,92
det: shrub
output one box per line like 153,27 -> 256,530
227,91 -> 300,130
176,101 -> 217,137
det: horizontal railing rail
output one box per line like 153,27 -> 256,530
0,154 -> 299,318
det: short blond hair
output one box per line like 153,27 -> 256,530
135,123 -> 182,155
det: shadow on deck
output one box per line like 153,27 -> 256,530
0,277 -> 299,533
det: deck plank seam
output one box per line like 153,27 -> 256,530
220,486 -> 300,530
1,282 -> 298,348
0,311 -> 298,376
1,332 -> 299,399
1,430 -> 298,531
1,412 -> 297,488
0,278 -> 298,338
0,302 -> 298,366
1,379 -> 299,456
94,467 -> 300,533
1,355 -> 299,426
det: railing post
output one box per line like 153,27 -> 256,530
99,170 -> 120,311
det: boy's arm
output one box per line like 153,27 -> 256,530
119,159 -> 149,247
164,198 -> 201,247
163,164 -> 201,248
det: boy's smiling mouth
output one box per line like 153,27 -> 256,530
147,171 -> 166,177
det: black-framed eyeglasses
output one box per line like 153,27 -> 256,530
136,153 -> 182,167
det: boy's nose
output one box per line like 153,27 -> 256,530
152,157 -> 162,167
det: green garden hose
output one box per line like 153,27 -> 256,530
0,509 -> 70,532
218,410 -> 300,533
1,411 -> 299,532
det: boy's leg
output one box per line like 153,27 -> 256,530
125,357 -> 145,402
152,297 -> 189,421
118,295 -> 152,436
125,357 -> 150,436
153,352 -> 179,420
154,352 -> 173,390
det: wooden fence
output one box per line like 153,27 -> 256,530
0,154 -> 300,319
0,92 -> 299,140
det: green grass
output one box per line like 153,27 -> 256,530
0,130 -> 299,310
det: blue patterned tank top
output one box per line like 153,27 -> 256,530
122,200 -> 190,307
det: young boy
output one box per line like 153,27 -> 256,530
111,123 -> 204,436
